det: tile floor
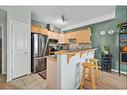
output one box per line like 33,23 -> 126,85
0,73 -> 50,89
1,71 -> 126,89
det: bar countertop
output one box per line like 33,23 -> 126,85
55,48 -> 98,55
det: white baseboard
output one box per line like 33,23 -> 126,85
99,66 -> 127,75
111,69 -> 127,75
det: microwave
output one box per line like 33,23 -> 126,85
120,52 -> 127,64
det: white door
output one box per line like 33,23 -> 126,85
11,21 -> 29,79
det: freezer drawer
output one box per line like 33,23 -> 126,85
32,58 -> 47,73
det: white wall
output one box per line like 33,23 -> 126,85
0,7 -> 31,81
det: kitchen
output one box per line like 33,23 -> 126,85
31,24 -> 94,89
0,6 -> 126,89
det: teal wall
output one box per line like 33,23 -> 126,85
116,6 -> 127,72
90,19 -> 117,70
116,6 -> 127,24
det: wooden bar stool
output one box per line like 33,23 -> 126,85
89,58 -> 100,81
80,62 -> 97,89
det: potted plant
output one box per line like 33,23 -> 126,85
103,46 -> 109,54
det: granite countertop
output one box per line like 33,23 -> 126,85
47,54 -> 57,62
55,48 -> 98,55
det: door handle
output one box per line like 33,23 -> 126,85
24,51 -> 28,54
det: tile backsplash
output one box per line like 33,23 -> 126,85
78,43 -> 92,50
61,43 -> 92,50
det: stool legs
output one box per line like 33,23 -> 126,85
88,69 -> 92,80
80,62 -> 97,89
91,69 -> 96,89
80,67 -> 86,89
96,65 -> 99,81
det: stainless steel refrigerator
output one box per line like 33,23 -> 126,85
31,33 -> 49,73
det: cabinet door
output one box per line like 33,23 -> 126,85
71,31 -> 77,39
47,31 -> 53,39
31,26 -> 40,33
76,28 -> 91,43
58,34 -> 65,43
52,32 -> 59,39
75,31 -> 81,43
64,33 -> 70,43
55,32 -> 60,40
67,32 -> 72,39
82,28 -> 91,43
40,28 -> 47,35
47,31 -> 60,40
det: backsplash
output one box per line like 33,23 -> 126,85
61,43 -> 92,50
78,43 -> 92,50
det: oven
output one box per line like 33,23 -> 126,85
120,52 -> 127,64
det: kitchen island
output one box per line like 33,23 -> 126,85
47,48 -> 97,89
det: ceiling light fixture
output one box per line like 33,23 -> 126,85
61,15 -> 65,24
108,29 -> 115,35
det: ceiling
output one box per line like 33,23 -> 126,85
0,6 -> 116,31
30,6 -> 116,31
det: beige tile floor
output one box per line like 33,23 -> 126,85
0,73 -> 50,89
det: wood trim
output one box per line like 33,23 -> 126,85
67,54 -> 75,64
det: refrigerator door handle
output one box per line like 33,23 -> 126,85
44,37 -> 49,56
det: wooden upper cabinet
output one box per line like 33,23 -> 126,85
58,34 -> 65,44
75,31 -> 81,43
64,33 -> 70,43
47,31 -> 59,40
32,25 -> 91,44
53,32 -> 59,40
76,28 -> 91,43
66,32 -> 72,39
32,26 -> 40,33
47,31 -> 53,39
40,28 -> 47,35
71,32 -> 77,39
32,25 -> 48,35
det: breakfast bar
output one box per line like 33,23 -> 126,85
47,48 -> 97,89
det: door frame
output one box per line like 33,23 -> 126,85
8,20 -> 31,81
0,24 -> 5,74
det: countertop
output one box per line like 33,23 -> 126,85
47,48 -> 98,63
55,48 -> 98,55
47,55 -> 57,62
47,56 -> 57,62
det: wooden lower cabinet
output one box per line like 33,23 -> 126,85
47,57 -> 58,89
